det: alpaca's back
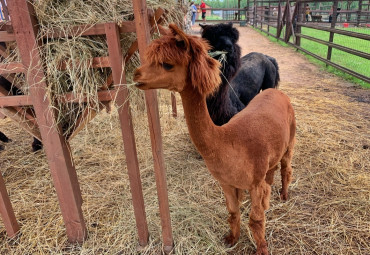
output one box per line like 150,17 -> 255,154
232,52 -> 279,106
226,89 -> 295,161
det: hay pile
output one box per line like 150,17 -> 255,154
0,75 -> 369,254
1,0 -> 185,136
1,20 -> 369,255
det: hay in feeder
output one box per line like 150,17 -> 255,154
1,0 -> 186,137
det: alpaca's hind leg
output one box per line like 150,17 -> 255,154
280,147 -> 294,200
249,182 -> 269,255
221,184 -> 241,247
265,165 -> 278,186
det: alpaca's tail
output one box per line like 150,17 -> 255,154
262,55 -> 280,90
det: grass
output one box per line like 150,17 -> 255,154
258,25 -> 370,88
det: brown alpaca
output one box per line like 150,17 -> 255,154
134,24 -> 296,255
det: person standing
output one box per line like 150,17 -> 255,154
200,0 -> 206,23
305,4 -> 311,22
190,1 -> 197,26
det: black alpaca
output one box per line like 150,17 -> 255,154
0,75 -> 43,152
200,23 -> 280,126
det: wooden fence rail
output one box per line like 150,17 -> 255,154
245,0 -> 370,83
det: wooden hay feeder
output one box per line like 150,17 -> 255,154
0,0 -> 176,252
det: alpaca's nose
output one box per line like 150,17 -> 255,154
224,42 -> 233,52
133,69 -> 141,81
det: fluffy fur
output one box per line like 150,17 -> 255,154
200,23 -> 280,126
134,24 -> 296,255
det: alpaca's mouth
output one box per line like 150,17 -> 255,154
135,82 -> 145,87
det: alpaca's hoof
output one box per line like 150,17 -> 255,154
255,243 -> 269,255
279,189 -> 289,201
0,144 -> 4,151
223,232 -> 238,248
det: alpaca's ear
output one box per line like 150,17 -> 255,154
199,23 -> 207,29
228,22 -> 233,27
158,25 -> 171,36
188,38 -> 221,95
169,23 -> 190,50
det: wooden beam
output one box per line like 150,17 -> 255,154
57,89 -> 119,103
0,89 -> 120,107
0,95 -> 31,107
0,31 -> 15,42
132,1 -> 174,253
8,0 -> 86,243
0,107 -> 41,140
0,62 -> 25,75
171,92 -> 177,118
0,173 -> 19,238
105,22 -> 150,247
58,56 -> 111,71
42,22 -> 136,39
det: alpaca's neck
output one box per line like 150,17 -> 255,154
206,48 -> 243,125
180,86 -> 219,158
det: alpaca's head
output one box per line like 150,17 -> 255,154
134,24 -> 221,96
200,23 -> 239,55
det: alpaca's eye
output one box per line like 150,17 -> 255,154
162,63 -> 174,71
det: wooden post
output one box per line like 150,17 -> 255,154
357,0 -> 363,27
295,1 -> 303,47
277,0 -> 282,38
246,0 -> 250,23
7,0 -> 86,242
0,172 -> 19,238
171,92 -> 177,118
254,0 -> 256,27
268,1 -> 271,33
132,0 -> 174,253
104,22 -> 149,248
327,0 -> 339,64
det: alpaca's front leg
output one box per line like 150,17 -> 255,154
249,183 -> 270,255
221,184 -> 241,247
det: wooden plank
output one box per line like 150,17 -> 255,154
296,33 -> 370,60
105,22 -> 150,247
42,21 -> 136,39
0,62 -> 25,75
289,43 -> 370,83
171,92 -> 177,118
57,89 -> 119,103
296,23 -> 370,40
0,173 -> 19,238
0,89 -> 120,107
58,56 -> 111,71
132,1 -> 174,253
0,95 -> 31,107
8,0 -> 86,243
0,107 -> 41,140
0,31 -> 15,42
0,86 -> 38,125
